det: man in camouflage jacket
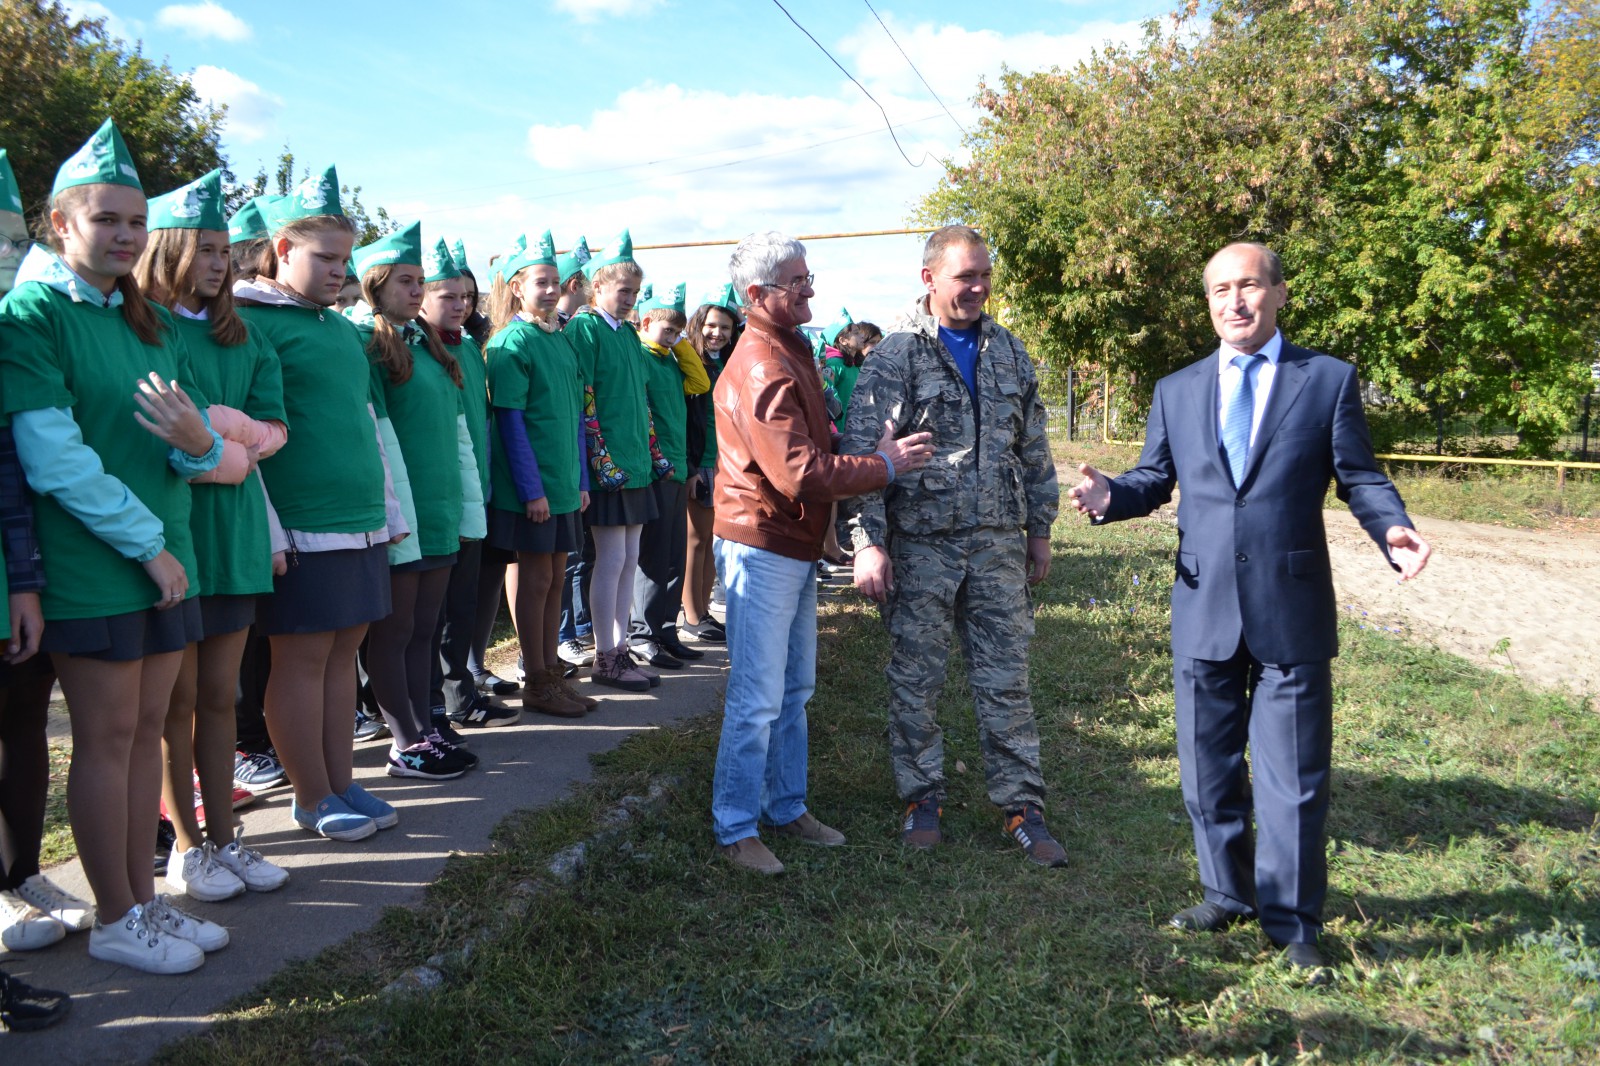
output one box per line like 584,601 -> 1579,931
839,225 -> 1066,867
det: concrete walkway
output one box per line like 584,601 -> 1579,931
4,639 -> 730,1064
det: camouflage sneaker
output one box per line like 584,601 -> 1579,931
900,795 -> 942,850
1003,804 -> 1067,868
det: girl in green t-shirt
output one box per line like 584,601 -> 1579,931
0,134 -> 230,975
136,192 -> 291,902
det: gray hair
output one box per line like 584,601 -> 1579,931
729,231 -> 807,296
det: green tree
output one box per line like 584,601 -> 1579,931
924,0 -> 1600,454
0,0 -> 224,216
239,146 -> 396,246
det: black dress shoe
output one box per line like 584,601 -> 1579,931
658,631 -> 704,660
1279,941 -> 1328,970
1168,901 -> 1243,932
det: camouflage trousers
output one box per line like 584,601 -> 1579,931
882,527 -> 1045,809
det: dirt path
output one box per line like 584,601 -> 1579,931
1325,511 -> 1600,699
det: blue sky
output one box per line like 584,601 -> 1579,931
70,0 -> 1173,324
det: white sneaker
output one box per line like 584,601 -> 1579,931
144,895 -> 229,952
557,639 -> 595,667
166,842 -> 247,902
1,889 -> 67,950
213,833 -> 289,892
15,873 -> 93,932
88,904 -> 204,974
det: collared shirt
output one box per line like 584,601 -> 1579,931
598,306 -> 621,331
1216,330 -> 1283,449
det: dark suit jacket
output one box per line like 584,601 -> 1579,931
1100,341 -> 1410,663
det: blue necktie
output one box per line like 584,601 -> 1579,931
1222,353 -> 1261,486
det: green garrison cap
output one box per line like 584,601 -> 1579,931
493,233 -> 527,284
53,119 -> 142,198
697,283 -> 740,315
557,235 -> 591,285
450,239 -> 469,274
583,229 -> 634,278
639,282 -> 685,317
227,197 -> 271,243
147,168 -> 227,232
0,150 -> 22,214
424,237 -> 460,283
352,220 -> 423,279
262,165 -> 343,232
821,308 -> 853,346
505,230 -> 557,279
637,283 -> 653,306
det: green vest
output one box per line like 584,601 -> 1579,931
486,320 -> 582,516
241,305 -> 386,534
567,311 -> 650,485
363,328 -> 464,559
174,316 -> 287,596
0,287 -> 202,619
640,341 -> 689,483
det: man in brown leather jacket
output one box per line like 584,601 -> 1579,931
709,231 -> 932,875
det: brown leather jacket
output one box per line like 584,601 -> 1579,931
712,309 -> 890,561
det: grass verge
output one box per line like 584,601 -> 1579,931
155,510 -> 1598,1065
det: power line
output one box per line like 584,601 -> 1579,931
863,0 -> 968,137
768,0 -> 946,171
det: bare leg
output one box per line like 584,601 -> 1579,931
264,631 -> 336,808
323,624 -> 367,796
683,502 -> 714,625
161,644 -> 204,853
193,627 -> 250,847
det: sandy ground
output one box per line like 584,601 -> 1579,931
1324,511 -> 1600,700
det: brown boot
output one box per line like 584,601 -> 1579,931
522,672 -> 585,718
546,665 -> 598,710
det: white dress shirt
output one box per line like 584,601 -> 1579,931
1216,330 -> 1283,449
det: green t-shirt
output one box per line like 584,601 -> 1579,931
175,316 -> 286,596
0,286 -> 202,620
640,341 -> 690,484
825,356 -> 861,420
241,305 -> 386,534
364,329 -> 464,559
486,320 -> 582,516
449,336 -> 491,499
566,311 -> 651,486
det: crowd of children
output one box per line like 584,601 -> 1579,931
0,124 -> 880,1024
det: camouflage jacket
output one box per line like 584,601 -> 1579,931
839,297 -> 1058,547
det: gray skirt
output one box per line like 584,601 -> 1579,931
486,506 -> 580,555
256,544 -> 392,635
43,598 -> 204,662
199,594 -> 257,639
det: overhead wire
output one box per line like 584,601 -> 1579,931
768,0 -> 947,170
863,0 -> 969,137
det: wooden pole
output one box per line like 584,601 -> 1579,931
561,227 -> 940,256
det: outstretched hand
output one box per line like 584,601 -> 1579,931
1386,525 -> 1432,581
1067,463 -> 1111,518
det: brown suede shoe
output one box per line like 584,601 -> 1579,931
545,665 -> 598,710
717,836 -> 784,875
522,676 -> 585,718
772,811 -> 846,847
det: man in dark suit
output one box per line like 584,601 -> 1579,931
1068,242 -> 1431,970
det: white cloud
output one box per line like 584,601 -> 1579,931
188,66 -> 283,143
63,2 -> 141,41
156,2 -> 252,42
550,0 -> 664,24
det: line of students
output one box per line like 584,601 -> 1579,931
0,123 -> 748,993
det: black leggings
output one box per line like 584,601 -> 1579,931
366,566 -> 452,749
0,659 -> 57,890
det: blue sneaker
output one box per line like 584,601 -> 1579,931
292,795 -> 376,842
340,782 -> 399,830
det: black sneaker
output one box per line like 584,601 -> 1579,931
354,710 -> 390,743
0,970 -> 70,1032
474,671 -> 520,696
658,631 -> 704,661
631,641 -> 683,669
1004,804 -> 1068,868
426,729 -> 479,770
681,619 -> 726,644
459,694 -> 520,729
430,708 -> 469,748
386,740 -> 466,780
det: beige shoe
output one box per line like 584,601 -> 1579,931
717,836 -> 785,875
773,811 -> 846,847
546,665 -> 598,710
522,676 -> 585,718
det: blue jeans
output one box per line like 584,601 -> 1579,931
711,538 -> 817,845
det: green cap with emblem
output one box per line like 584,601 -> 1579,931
147,168 -> 227,232
261,165 -> 343,232
52,118 -> 142,198
583,229 -> 634,278
0,150 -> 23,215
640,281 -> 685,317
227,196 -> 272,244
450,238 -> 470,274
822,307 -> 853,346
506,230 -> 557,278
557,235 -> 591,285
352,220 -> 423,279
697,282 -> 740,315
424,237 -> 460,283
493,233 -> 527,284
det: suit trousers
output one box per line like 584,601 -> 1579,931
1174,640 -> 1332,944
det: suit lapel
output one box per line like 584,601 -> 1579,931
1188,351 -> 1228,481
1241,345 -> 1310,484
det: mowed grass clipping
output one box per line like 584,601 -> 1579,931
157,497 -> 1599,1065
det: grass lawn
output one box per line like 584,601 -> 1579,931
155,498 -> 1599,1065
